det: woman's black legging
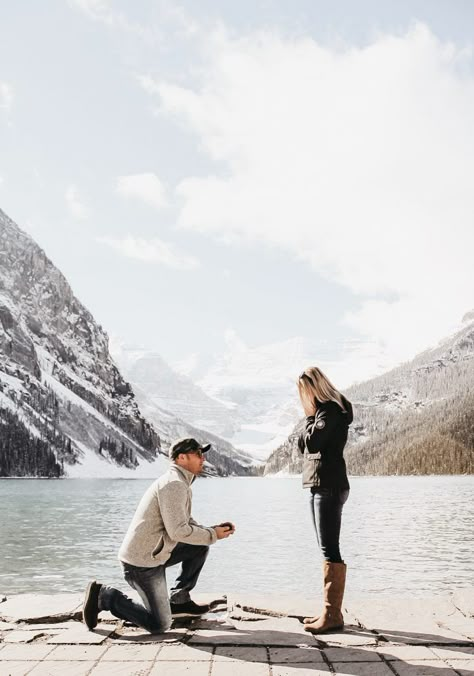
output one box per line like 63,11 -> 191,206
310,487 -> 349,563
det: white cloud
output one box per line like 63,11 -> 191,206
142,23 -> 474,364
99,235 -> 199,269
136,75 -> 161,96
196,330 -> 369,400
0,82 -> 13,111
70,0 -> 148,37
65,185 -> 88,220
116,173 -> 167,210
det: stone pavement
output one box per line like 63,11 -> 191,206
0,588 -> 473,675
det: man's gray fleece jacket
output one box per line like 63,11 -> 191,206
118,463 -> 217,568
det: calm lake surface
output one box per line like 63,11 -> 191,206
1,476 -> 473,597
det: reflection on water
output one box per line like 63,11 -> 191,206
1,476 -> 473,596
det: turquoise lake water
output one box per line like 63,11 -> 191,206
1,476 -> 473,597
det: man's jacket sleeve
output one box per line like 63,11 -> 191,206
159,482 -> 217,545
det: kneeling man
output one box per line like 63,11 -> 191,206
82,438 -> 235,632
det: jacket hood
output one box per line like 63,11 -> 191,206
341,395 -> 353,425
318,396 -> 353,425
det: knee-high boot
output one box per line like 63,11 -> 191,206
304,561 -> 346,634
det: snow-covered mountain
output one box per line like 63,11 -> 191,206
0,208 -> 254,477
195,333 -> 348,460
264,312 -> 474,476
114,345 -> 240,438
113,334 -> 320,461
130,382 -> 256,476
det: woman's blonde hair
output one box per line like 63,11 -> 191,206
297,366 -> 346,411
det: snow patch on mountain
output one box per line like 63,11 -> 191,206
67,440 -> 169,478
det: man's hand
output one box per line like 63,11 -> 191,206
213,522 -> 236,539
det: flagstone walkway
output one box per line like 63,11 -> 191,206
1,589 -> 473,675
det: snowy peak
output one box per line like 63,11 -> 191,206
113,345 -> 239,439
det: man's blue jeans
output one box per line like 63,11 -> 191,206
98,543 -> 209,633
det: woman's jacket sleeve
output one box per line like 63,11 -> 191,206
299,408 -> 338,455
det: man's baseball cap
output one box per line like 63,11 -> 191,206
169,437 -> 211,461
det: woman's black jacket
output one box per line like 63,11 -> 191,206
298,395 -> 353,490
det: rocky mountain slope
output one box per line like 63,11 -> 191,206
0,208 -> 254,477
132,382 -> 255,477
115,337 -> 316,461
114,346 -> 240,439
264,314 -> 474,476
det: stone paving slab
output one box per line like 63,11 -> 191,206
191,616 -> 315,647
228,608 -> 273,621
324,646 -> 383,662
214,646 -> 268,662
101,643 -> 160,661
349,596 -> 472,644
211,663 -> 270,675
1,661 -> 41,675
390,660 -> 458,675
150,663 -> 209,675
14,621 -> 83,631
313,627 -> 379,647
332,663 -> 394,675
430,645 -> 474,660
444,660 -> 474,675
440,610 -> 474,640
157,643 -> 213,660
0,643 -> 56,660
0,593 -> 83,624
4,629 -> 45,643
453,589 -> 474,618
269,647 -> 325,663
228,593 -> 316,618
0,620 -> 17,630
271,666 -> 330,676
45,621 -> 114,644
112,627 -> 188,643
89,662 -> 153,675
45,644 -> 108,660
376,644 -> 438,661
28,660 -> 97,675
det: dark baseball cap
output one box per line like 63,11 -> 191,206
169,437 -> 211,460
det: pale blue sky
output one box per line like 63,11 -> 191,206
1,1 -> 473,383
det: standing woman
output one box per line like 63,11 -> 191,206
297,366 -> 353,634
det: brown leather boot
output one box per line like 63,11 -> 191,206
304,561 -> 346,634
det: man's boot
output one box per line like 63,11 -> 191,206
82,580 -> 102,630
304,561 -> 346,634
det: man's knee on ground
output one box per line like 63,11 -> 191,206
148,611 -> 172,634
148,619 -> 171,634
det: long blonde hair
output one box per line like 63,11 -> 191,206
297,366 -> 346,412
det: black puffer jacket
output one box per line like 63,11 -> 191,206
298,395 -> 353,490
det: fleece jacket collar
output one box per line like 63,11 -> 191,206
172,462 -> 196,485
